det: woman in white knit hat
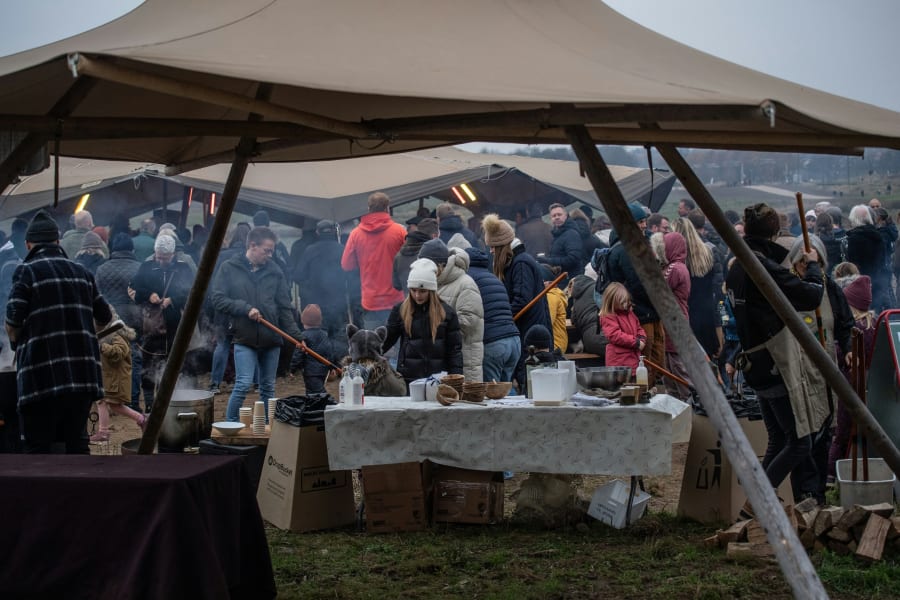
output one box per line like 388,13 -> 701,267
381,258 -> 464,385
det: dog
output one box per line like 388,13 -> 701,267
344,324 -> 407,396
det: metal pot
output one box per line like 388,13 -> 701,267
158,389 -> 213,451
576,366 -> 632,391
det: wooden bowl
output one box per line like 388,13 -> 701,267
485,382 -> 513,399
436,384 -> 460,406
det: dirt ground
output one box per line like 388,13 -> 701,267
89,373 -> 689,514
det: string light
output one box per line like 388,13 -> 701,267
209,192 -> 216,215
74,194 -> 90,213
451,186 -> 466,204
460,183 -> 477,202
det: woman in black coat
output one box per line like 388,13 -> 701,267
382,258 -> 463,384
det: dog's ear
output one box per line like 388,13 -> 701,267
346,323 -> 359,339
374,326 -> 388,343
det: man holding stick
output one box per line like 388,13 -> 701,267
211,226 -> 303,422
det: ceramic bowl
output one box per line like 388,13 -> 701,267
212,421 -> 246,435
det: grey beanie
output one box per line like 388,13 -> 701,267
418,238 -> 450,265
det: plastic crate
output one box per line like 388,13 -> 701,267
587,479 -> 650,529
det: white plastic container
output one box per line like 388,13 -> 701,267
836,458 -> 896,509
409,379 -> 426,401
557,360 -> 577,399
530,368 -> 568,402
587,479 -> 651,529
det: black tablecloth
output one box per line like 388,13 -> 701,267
0,455 -> 276,600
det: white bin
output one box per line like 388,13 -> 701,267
836,458 -> 896,509
587,479 -> 651,529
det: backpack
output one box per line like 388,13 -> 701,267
591,246 -> 613,307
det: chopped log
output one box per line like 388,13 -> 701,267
746,520 -> 769,546
856,514 -> 891,562
796,506 -> 820,531
800,526 -> 818,550
848,540 -> 858,553
703,534 -> 720,548
814,539 -> 826,552
827,540 -> 852,556
814,507 -> 845,537
827,527 -> 852,543
717,520 -> 751,546
852,522 -> 869,542
887,516 -> 900,541
726,542 -> 774,560
794,496 -> 819,513
858,503 -> 896,519
786,506 -> 799,532
836,505 -> 870,530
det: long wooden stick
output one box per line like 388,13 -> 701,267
643,357 -> 691,389
514,271 -> 567,322
258,316 -> 343,373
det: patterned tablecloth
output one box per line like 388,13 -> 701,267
324,395 -> 691,476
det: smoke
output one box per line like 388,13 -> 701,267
0,333 -> 13,369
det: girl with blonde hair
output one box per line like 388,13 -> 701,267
599,282 -> 646,372
381,258 -> 463,384
673,217 -> 722,358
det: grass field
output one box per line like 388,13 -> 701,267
267,512 -> 900,599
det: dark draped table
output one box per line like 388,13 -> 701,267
0,454 -> 275,600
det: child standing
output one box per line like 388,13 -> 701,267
90,318 -> 146,442
291,304 -> 342,395
599,282 -> 646,374
540,265 -> 569,354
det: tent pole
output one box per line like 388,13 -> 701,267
564,125 -> 828,600
139,84 -> 272,454
654,142 -> 900,478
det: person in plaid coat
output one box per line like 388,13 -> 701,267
5,210 -> 113,454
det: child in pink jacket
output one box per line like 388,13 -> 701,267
599,282 -> 646,373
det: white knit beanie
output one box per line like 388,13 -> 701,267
407,258 -> 438,291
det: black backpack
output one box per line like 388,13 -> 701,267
591,246 -> 613,304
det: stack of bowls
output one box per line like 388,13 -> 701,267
485,381 -> 512,399
440,374 -> 465,397
461,381 -> 486,402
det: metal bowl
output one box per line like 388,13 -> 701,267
576,366 -> 632,391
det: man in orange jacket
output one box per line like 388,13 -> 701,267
341,192 -> 407,329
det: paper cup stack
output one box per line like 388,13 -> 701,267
268,399 -> 277,425
239,407 -> 252,428
252,401 -> 266,435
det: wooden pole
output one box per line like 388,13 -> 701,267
139,84 -> 271,454
565,125 -> 828,600
654,142 -> 900,481
258,317 -> 343,373
68,54 -> 370,140
513,271 -> 567,322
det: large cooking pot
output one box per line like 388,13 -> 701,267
576,366 -> 632,391
158,389 -> 213,451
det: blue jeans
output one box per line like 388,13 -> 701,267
363,309 -> 392,330
211,333 -> 232,386
482,336 -> 521,385
225,344 -> 281,422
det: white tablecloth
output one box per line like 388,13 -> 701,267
324,395 -> 691,476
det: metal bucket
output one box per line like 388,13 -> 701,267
158,389 -> 214,451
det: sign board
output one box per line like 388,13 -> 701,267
864,311 -> 900,497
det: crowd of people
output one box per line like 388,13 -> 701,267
1,191 -> 898,511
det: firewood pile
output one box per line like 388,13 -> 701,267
705,498 -> 899,562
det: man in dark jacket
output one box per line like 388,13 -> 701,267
568,274 -> 607,358
6,209 -> 112,454
516,202 -> 552,257
295,220 -> 350,341
846,205 -> 890,312
541,203 -> 583,283
211,226 -> 302,422
393,218 -> 438,293
96,232 -> 143,412
465,247 -> 521,383
436,203 -> 478,247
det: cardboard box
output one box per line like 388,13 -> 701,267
433,465 -> 504,524
587,479 -> 651,529
256,421 -> 356,532
362,462 -> 432,533
677,413 -> 793,523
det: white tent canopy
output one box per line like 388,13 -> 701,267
1,147 -> 674,223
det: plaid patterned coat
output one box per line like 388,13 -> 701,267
6,244 -> 111,406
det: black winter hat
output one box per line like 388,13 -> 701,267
418,238 -> 450,265
111,232 -> 134,252
524,324 -> 552,350
25,209 -> 59,243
